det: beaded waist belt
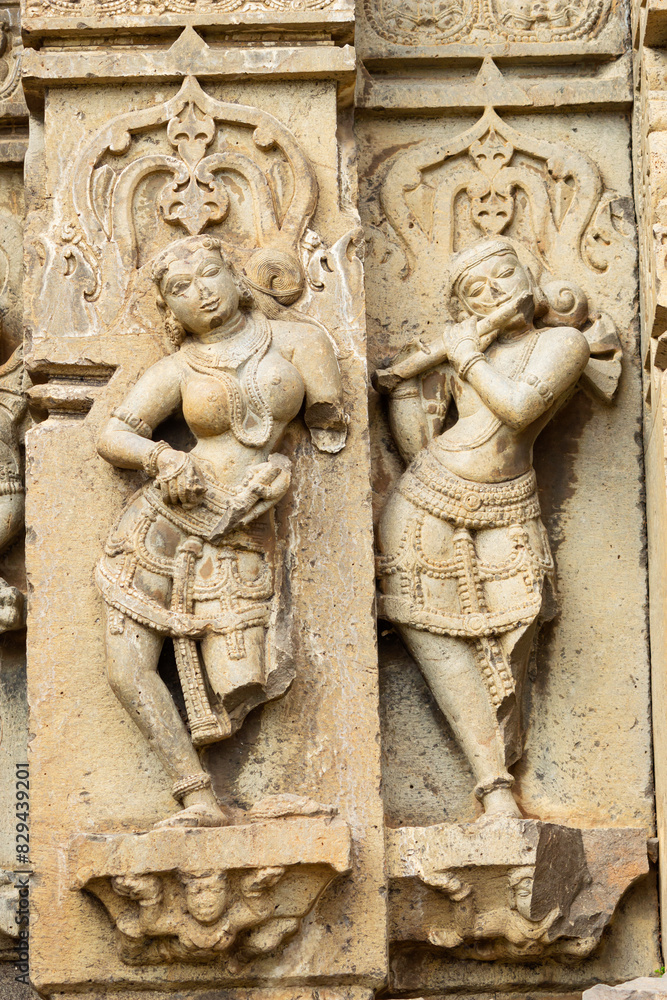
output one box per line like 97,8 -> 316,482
398,448 -> 540,528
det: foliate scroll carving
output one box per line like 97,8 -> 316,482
382,109 -> 632,284
37,75 -> 325,338
27,0 -> 335,14
70,813 -> 351,967
365,0 -> 477,46
364,0 -> 612,47
387,821 -> 649,961
380,109 -> 629,401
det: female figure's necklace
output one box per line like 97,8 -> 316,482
183,313 -> 268,371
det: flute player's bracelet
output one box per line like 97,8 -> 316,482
391,383 -> 420,400
458,352 -> 485,380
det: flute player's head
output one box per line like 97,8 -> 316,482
448,239 -> 534,323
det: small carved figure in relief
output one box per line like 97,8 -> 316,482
0,346 -> 25,633
374,238 -> 593,818
95,235 -> 346,829
88,864 -> 299,964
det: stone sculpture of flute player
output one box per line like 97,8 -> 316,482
374,237 -> 590,818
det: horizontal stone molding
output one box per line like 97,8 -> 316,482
21,0 -> 354,39
356,55 -> 633,113
22,37 -> 357,98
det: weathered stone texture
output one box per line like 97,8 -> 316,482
4,0 -> 664,995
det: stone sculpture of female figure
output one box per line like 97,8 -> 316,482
96,235 -> 346,829
374,237 -> 590,818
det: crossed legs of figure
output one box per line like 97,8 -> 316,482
104,617 -> 266,828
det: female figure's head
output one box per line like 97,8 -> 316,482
152,236 -> 253,345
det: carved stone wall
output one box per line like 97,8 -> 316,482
20,13 -> 383,997
634,0 -> 667,959
0,0 -> 662,998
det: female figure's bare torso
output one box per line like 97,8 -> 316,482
95,236 -> 346,830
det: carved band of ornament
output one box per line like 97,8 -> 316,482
0,472 -> 22,496
27,0 -> 335,14
364,0 -> 612,46
111,407 -> 152,439
0,21 -> 21,104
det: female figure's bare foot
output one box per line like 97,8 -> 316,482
154,785 -> 233,829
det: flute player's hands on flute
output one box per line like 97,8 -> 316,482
442,316 -> 481,375
371,289 -> 535,394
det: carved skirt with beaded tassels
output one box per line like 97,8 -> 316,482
95,471 -> 295,747
376,441 -> 558,769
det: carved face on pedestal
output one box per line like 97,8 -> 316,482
182,872 -> 230,925
454,246 -> 534,323
508,868 -> 535,921
157,242 -> 244,339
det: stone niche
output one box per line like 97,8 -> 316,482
358,104 -> 659,993
23,56 -> 384,998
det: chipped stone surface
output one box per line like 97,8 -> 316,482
388,820 -> 649,961
358,26 -> 659,993
584,976 -> 667,999
8,0 -> 667,998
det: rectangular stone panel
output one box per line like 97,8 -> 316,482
21,0 -> 354,41
24,72 -> 385,996
357,0 -> 629,65
357,104 -> 659,991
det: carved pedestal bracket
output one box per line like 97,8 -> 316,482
388,820 -> 649,962
70,816 -> 351,967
